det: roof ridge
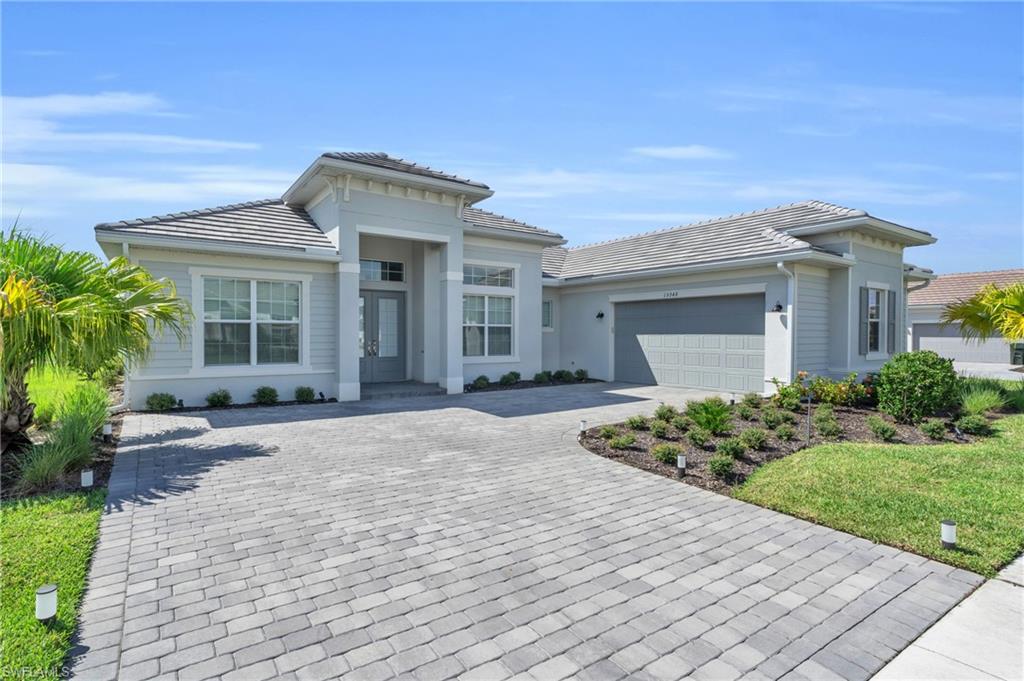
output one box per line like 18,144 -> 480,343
934,268 -> 1024,277
565,200 -> 861,252
320,151 -> 487,188
464,206 -> 538,229
96,198 -> 286,228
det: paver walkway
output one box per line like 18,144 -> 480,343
71,383 -> 982,681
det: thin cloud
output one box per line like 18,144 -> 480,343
630,145 -> 735,160
575,212 -> 716,224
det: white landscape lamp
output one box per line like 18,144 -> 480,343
102,422 -> 113,442
579,420 -> 587,434
941,520 -> 957,549
36,584 -> 57,625
80,469 -> 94,488
676,453 -> 686,478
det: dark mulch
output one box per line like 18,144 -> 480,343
156,397 -> 336,414
465,379 -> 601,393
581,401 -> 979,496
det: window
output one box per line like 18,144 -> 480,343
463,295 -> 513,357
867,289 -> 882,353
464,264 -> 513,288
203,277 -> 300,366
542,300 -> 554,330
360,259 -> 404,282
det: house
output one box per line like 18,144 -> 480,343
94,152 -> 937,409
908,269 -> 1024,365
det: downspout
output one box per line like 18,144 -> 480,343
777,262 -> 796,382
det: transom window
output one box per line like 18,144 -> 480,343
203,277 -> 300,366
464,264 -> 513,288
463,295 -> 513,357
360,259 -> 404,282
542,300 -> 554,330
867,288 -> 882,353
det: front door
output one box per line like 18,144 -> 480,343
359,290 -> 406,383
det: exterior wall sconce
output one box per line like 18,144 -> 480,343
596,311 -> 605,320
36,584 -> 57,625
941,520 -> 957,549
771,302 -> 784,313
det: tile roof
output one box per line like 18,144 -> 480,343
543,200 -> 860,280
462,207 -> 562,240
94,199 -> 336,251
909,269 -> 1024,306
320,152 -> 489,190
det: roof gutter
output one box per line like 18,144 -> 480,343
462,224 -> 566,246
784,216 -> 936,246
95,231 -> 343,263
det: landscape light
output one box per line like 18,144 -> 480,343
81,470 -> 94,488
102,423 -> 113,442
677,453 -> 686,478
941,520 -> 957,549
177,399 -> 184,408
579,420 -> 587,433
36,584 -> 57,624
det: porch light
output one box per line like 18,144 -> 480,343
596,311 -> 605,320
35,584 -> 57,624
771,301 -> 783,313
676,453 -> 686,478
102,423 -> 113,443
941,520 -> 957,549
81,469 -> 94,488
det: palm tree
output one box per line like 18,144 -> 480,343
1,230 -> 191,444
941,282 -> 1024,342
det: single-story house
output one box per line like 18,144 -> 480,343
95,152 -> 937,409
908,269 -> 1024,365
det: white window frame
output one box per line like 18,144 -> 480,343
359,258 -> 405,283
188,267 -> 312,377
865,281 -> 890,360
462,260 -> 519,363
542,299 -> 555,332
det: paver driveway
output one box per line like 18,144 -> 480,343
71,383 -> 982,681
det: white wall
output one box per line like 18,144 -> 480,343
541,285 -> 561,371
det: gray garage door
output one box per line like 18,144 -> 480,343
912,323 -> 1011,363
614,294 -> 765,392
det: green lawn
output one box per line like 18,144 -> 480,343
0,490 -> 106,679
736,414 -> 1024,577
26,366 -> 84,426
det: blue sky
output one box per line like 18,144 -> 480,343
3,2 -> 1021,273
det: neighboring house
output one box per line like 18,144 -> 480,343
95,152 -> 936,409
908,269 -> 1024,365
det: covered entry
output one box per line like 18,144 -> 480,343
614,293 -> 766,392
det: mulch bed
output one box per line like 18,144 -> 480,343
581,401 -> 980,496
465,378 -> 601,393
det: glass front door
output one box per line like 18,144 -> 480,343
359,290 -> 406,383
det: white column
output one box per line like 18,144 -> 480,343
439,237 -> 464,394
336,222 -> 361,401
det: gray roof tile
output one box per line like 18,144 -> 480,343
909,269 -> 1024,306
462,206 -> 562,239
320,152 -> 489,190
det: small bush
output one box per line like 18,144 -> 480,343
625,415 -> 648,431
146,392 -> 177,411
761,408 -> 783,430
34,404 -> 55,429
553,369 -> 575,382
471,375 -> 490,390
649,419 -> 669,438
253,386 -> 278,405
574,368 -> 589,381
739,428 -> 769,451
57,383 -> 108,436
686,397 -> 732,435
1005,383 -> 1024,413
499,371 -> 521,386
708,455 -> 734,478
533,371 -> 552,384
867,415 -> 897,442
294,386 -> 315,403
810,373 -> 869,407
955,414 -> 991,436
670,415 -> 692,432
877,351 -> 959,423
769,378 -> 806,411
651,443 -> 682,464
741,392 -> 762,409
687,427 -> 711,448
16,442 -> 76,493
813,404 -> 843,438
654,403 -> 678,421
737,405 -> 755,421
920,419 -> 947,440
716,438 -> 746,458
206,389 -> 232,407
775,424 -> 797,441
599,425 -> 617,440
960,386 -> 1006,416
609,434 -> 636,450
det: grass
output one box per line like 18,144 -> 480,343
0,490 -> 106,678
736,414 -> 1024,577
26,367 -> 84,428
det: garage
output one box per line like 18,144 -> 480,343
912,323 -> 1011,363
614,293 -> 765,392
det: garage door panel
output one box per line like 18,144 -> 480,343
912,323 -> 1011,363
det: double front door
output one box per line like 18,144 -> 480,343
359,290 -> 406,383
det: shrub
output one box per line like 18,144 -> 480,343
533,371 -> 552,384
810,373 -> 870,407
866,415 -> 897,442
574,368 -> 589,381
146,392 -> 177,411
253,386 -> 278,405
687,427 -> 711,448
553,369 -> 575,382
761,408 -> 783,430
737,405 -> 755,421
955,414 -> 991,436
813,404 -> 843,438
920,418 -> 947,441
716,438 -> 746,458
649,419 -> 669,438
499,371 -> 521,386
34,405 -> 55,429
625,415 -> 648,431
739,428 -> 769,451
877,351 -> 958,423
599,425 -> 617,440
670,415 -> 692,432
609,434 -> 636,450
471,375 -> 490,390
654,404 -> 678,421
708,455 -> 734,478
294,386 -> 316,403
741,392 -> 762,409
1006,386 -> 1024,413
206,389 -> 232,407
686,397 -> 732,435
776,424 -> 797,441
959,386 -> 1006,416
769,377 -> 806,411
651,443 -> 682,464
57,383 -> 108,436
16,442 -> 76,493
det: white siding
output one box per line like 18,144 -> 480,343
796,273 -> 829,375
